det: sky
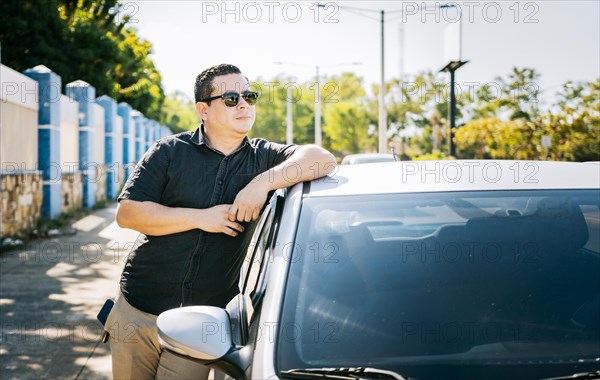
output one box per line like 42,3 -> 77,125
123,0 -> 599,105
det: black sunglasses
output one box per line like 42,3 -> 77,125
200,91 -> 259,107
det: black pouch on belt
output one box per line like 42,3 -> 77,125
97,299 -> 115,343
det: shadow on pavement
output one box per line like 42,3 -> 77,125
1,203 -> 139,379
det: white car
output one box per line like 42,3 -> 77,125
158,161 -> 600,380
341,153 -> 395,165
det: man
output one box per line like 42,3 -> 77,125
108,64 -> 336,379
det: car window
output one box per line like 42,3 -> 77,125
239,205 -> 271,296
243,213 -> 271,298
580,204 -> 600,254
277,189 -> 600,380
238,194 -> 282,325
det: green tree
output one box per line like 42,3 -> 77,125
249,77 -> 288,143
323,102 -> 370,155
112,28 -> 164,119
321,72 -> 376,155
289,80 -> 317,146
249,72 -> 375,155
539,79 -> 600,161
454,118 -> 538,159
386,71 -> 470,158
0,0 -> 164,119
453,67 -> 546,159
412,150 -> 453,161
456,75 -> 599,161
0,0 -> 67,75
63,17 -> 120,96
327,72 -> 366,102
159,91 -> 199,134
472,67 -> 541,121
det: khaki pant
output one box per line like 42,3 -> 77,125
106,294 -> 210,380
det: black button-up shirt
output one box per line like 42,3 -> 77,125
118,126 -> 297,315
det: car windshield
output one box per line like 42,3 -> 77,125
277,190 -> 600,380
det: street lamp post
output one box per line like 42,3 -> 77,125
439,3 -> 467,157
440,61 -> 467,157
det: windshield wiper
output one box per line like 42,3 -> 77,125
280,367 -> 412,380
539,370 -> 600,380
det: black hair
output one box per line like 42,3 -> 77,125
194,64 -> 242,103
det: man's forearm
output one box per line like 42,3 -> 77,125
116,200 -> 200,236
261,145 -> 337,191
117,200 -> 245,237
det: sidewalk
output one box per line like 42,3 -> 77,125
1,203 -> 139,379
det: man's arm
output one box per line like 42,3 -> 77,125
229,144 -> 337,222
116,200 -> 244,237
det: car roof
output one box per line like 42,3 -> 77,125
305,160 -> 600,197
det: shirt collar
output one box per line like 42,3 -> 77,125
190,124 -> 208,146
191,124 -> 251,152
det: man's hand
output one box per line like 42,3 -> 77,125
229,178 -> 271,222
199,204 -> 245,237
227,145 -> 336,223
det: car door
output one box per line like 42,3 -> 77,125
227,192 -> 284,348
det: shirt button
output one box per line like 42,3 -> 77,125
217,179 -> 223,185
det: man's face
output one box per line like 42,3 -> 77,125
198,73 -> 256,136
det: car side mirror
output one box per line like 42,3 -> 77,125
157,306 -> 252,379
157,306 -> 233,360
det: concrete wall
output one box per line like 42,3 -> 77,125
1,65 -> 42,237
59,95 -> 80,173
60,172 -> 83,213
1,65 -> 39,171
94,166 -> 107,205
93,103 -> 105,167
1,173 -> 43,236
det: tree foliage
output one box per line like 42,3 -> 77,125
396,68 -> 597,161
321,72 -> 375,155
247,68 -> 597,162
159,91 -> 199,135
249,77 -> 292,143
112,28 -> 164,119
539,79 -> 600,161
470,67 -> 541,122
454,118 -> 537,159
387,71 -> 470,157
249,74 -> 366,146
0,0 -> 164,119
454,75 -> 599,161
323,102 -> 370,155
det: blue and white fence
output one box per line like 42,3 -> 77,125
1,64 -> 172,237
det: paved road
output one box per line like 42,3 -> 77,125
1,203 -> 139,379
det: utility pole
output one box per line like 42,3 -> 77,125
378,9 -> 387,153
286,85 -> 293,144
315,65 -> 321,147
